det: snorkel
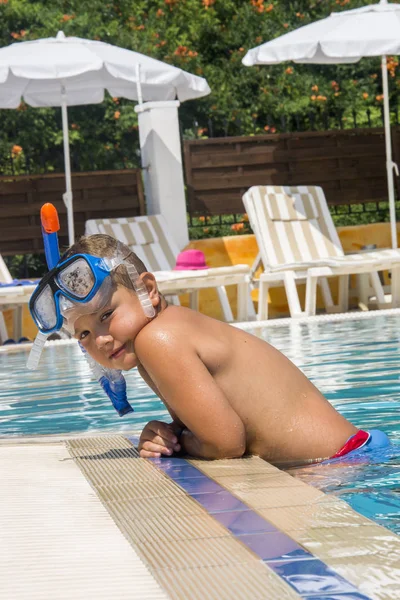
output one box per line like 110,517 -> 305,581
26,204 -> 60,370
27,203 -> 155,417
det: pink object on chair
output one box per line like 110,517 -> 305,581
174,249 -> 209,270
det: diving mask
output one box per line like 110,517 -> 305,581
29,249 -> 155,336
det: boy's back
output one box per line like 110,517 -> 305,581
135,305 -> 357,465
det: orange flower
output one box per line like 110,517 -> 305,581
265,3 -> 274,12
376,94 -> 384,102
20,30 -> 27,37
203,227 -> 210,233
11,32 -> 20,39
285,67 -> 293,75
112,97 -> 119,104
231,222 -> 244,232
60,14 -> 75,22
238,47 -> 244,53
136,24 -> 145,30
283,23 -> 289,28
197,127 -> 207,136
199,216 -> 206,222
203,0 -> 215,7
156,8 -> 164,17
264,125 -> 270,131
242,214 -> 249,222
270,127 -> 276,133
11,145 -> 23,156
71,123 -> 80,130
310,95 -> 317,101
255,36 -> 262,43
362,92 -> 369,100
114,110 -> 121,119
174,45 -> 188,56
311,84 -> 318,92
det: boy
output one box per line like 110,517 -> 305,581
33,234 -> 389,466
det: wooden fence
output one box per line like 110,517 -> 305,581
0,169 -> 145,255
184,127 -> 400,215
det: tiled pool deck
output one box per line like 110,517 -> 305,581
1,433 -> 399,599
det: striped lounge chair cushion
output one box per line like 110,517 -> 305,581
85,215 -> 178,272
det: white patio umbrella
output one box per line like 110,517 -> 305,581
243,0 -> 400,248
0,31 -> 210,245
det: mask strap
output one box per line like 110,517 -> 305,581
113,244 -> 156,319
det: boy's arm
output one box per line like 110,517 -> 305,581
136,330 -> 246,460
137,363 -> 184,429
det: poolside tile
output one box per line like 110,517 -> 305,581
138,536 -> 259,570
115,495 -> 206,521
174,477 -> 224,495
326,553 -> 400,599
216,472 -> 303,491
266,558 -> 360,596
191,490 -> 250,513
238,531 -> 313,562
95,477 -> 187,502
213,509 -> 277,535
189,456 -> 280,477
220,483 -> 326,509
257,498 -> 368,532
302,594 -> 372,600
157,561 -> 301,600
118,511 -> 230,544
290,524 -> 400,561
148,457 -> 190,467
153,463 -> 206,479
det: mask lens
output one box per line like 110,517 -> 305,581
57,258 -> 95,299
34,284 -> 57,330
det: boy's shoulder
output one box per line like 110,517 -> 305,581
136,305 -> 195,347
135,305 -> 221,360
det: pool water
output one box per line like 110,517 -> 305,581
1,314 -> 400,534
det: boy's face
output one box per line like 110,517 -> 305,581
73,276 -> 158,371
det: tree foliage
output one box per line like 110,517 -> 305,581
0,0 -> 398,174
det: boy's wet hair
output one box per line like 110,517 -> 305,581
62,234 -> 148,291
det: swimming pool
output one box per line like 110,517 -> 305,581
1,312 -> 400,535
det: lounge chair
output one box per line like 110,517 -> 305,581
0,255 -> 36,342
242,185 -> 400,319
85,215 -> 253,322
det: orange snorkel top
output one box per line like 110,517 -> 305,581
40,203 -> 60,234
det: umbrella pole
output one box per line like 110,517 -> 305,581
61,88 -> 74,246
136,64 -> 143,106
381,55 -> 399,249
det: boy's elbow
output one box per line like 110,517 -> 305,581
212,439 -> 246,460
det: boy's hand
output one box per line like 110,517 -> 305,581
138,420 -> 181,458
